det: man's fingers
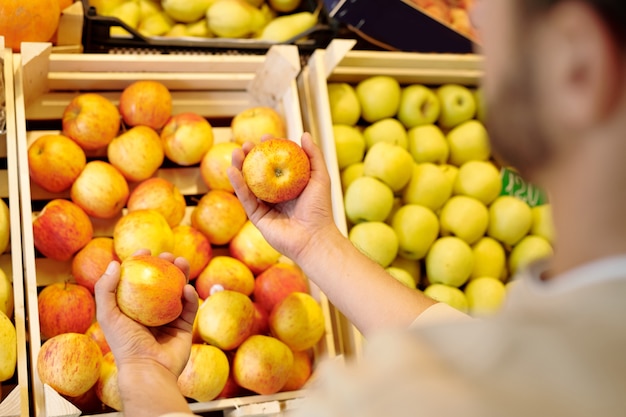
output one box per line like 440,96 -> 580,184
180,284 -> 199,329
95,261 -> 121,323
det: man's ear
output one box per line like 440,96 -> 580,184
539,0 -> 624,130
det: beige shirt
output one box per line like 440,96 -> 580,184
292,256 -> 626,417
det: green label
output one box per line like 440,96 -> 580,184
500,167 -> 548,207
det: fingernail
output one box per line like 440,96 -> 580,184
105,261 -> 116,275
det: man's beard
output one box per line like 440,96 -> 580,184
484,56 -> 553,181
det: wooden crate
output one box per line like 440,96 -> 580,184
13,41 -> 337,417
0,46 -> 31,417
298,39 -> 484,360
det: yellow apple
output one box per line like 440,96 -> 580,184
37,333 -> 103,397
95,351 -> 122,411
439,195 -> 489,245
471,237 -> 506,280
402,162 -> 453,211
107,125 -> 165,182
162,0 -> 215,22
363,141 -> 414,192
436,84 -> 476,129
269,292 -> 325,352
71,160 -> 129,219
160,112 -> 214,166
508,235 -> 553,276
333,124 -> 366,170
425,236 -> 474,288
200,141 -> 241,193
231,106 -> 286,145
340,162 -> 364,193
0,268 -> 13,319
397,84 -> 441,128
0,310 -> 16,382
196,289 -> 255,350
464,276 -> 507,317
178,344 -> 229,402
191,190 -> 248,245
117,254 -> 187,326
407,124 -> 449,164
487,196 -> 533,246
423,283 -> 469,313
446,120 -> 491,166
127,177 -> 186,227
241,138 -> 311,204
348,221 -> 398,267
0,198 -> 8,255
385,266 -> 417,289
390,255 -> 421,285
327,82 -> 361,126
28,133 -> 87,193
453,160 -> 501,205
391,204 -> 439,260
268,0 -> 300,13
113,209 -> 174,261
531,204 -> 556,244
344,176 -> 394,224
195,255 -> 254,299
363,118 -> 408,150
355,75 -> 401,123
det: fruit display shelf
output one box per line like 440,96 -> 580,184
0,46 -> 31,417
297,39 -> 484,359
13,41 -> 337,417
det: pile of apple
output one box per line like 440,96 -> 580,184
92,0 -> 317,42
0,199 -> 16,388
408,0 -> 478,40
29,80 -> 325,413
328,75 -> 555,317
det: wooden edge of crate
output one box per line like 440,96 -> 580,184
0,48 -> 30,417
14,49 -> 336,416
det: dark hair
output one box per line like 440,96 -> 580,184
524,0 -> 626,42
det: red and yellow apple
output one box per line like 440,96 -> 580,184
62,93 -> 121,151
253,262 -> 309,313
229,220 -> 281,274
107,125 -> 165,182
195,255 -> 255,299
71,160 -> 129,219
37,332 -> 103,397
177,344 -> 229,403
33,198 -> 93,261
95,351 -> 122,411
119,80 -> 172,130
281,349 -> 312,392
85,321 -> 111,356
113,209 -> 174,261
241,138 -> 311,204
231,106 -> 287,145
269,292 -> 325,352
171,225 -> 212,280
27,133 -> 86,193
116,254 -> 187,327
72,237 -> 120,294
160,112 -> 214,166
232,334 -> 293,395
200,141 -> 241,193
127,177 -> 186,228
250,301 -> 270,336
38,281 -> 96,340
195,289 -> 255,350
190,190 -> 247,245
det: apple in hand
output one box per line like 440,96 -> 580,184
116,254 -> 187,327
127,177 -> 186,228
196,289 -> 255,350
72,237 -> 120,294
172,225 -> 213,280
233,335 -> 293,395
241,138 -> 311,204
33,199 -> 93,261
62,93 -> 121,150
229,220 -> 281,274
177,344 -> 230,402
200,141 -> 242,193
107,125 -> 165,182
37,333 -> 103,397
362,141 -> 414,192
195,255 -> 254,299
113,209 -> 174,261
71,161 -> 129,219
119,80 -> 172,130
28,134 -> 86,193
191,190 -> 248,245
436,84 -> 476,129
397,84 -> 441,128
253,262 -> 309,313
231,106 -> 287,146
38,282 -> 96,340
160,112 -> 214,166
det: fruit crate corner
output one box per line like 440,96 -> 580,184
298,41 -> 484,360
13,41 -> 337,417
0,47 -> 31,417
